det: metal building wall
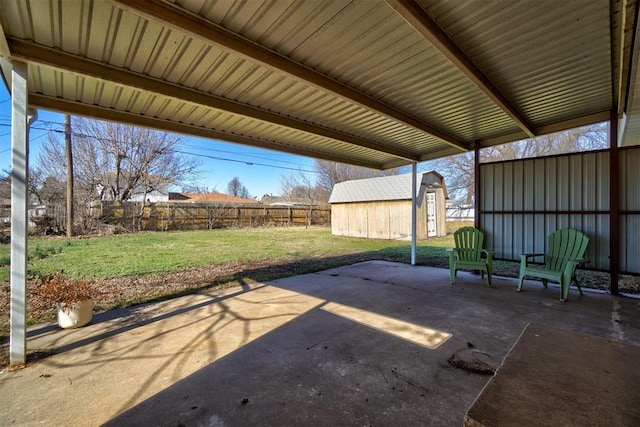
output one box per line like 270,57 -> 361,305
620,147 -> 640,273
479,150 -> 612,271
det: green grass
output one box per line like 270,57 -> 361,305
0,226 -> 458,281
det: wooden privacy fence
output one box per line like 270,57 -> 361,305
97,202 -> 331,231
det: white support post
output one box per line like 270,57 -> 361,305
411,162 -> 417,266
9,61 -> 29,369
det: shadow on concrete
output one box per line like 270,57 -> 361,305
2,261 -> 639,426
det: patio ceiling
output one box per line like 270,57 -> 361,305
0,0 -> 638,169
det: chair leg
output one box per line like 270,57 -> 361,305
572,274 -> 584,296
561,279 -> 570,302
487,266 -> 492,287
542,279 -> 548,288
517,261 -> 527,292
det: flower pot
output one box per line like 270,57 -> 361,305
57,299 -> 94,329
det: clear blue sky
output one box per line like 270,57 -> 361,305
0,83 -> 318,199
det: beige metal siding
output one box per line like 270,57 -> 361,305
481,151 -> 611,270
620,147 -> 640,273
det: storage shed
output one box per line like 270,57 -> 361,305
329,171 -> 447,240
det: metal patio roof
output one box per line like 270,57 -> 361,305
0,0 -> 638,168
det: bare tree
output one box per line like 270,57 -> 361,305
0,172 -> 9,200
39,119 -> 199,196
280,170 -> 327,203
279,170 -> 329,227
39,118 -> 200,202
226,177 -> 250,199
314,160 -> 404,196
427,123 -> 608,204
36,117 -> 201,231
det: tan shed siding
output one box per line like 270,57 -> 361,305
369,203 -> 391,240
330,200 -> 428,240
415,196 -> 426,240
481,150 -> 611,270
351,204 -> 369,238
436,190 -> 447,237
387,201 -> 413,240
330,205 -> 349,237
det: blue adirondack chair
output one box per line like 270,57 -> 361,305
447,226 -> 493,286
517,228 -> 589,301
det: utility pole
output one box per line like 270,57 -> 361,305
65,114 -> 74,237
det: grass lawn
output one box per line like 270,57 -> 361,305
0,225 -> 462,281
5,224 -> 505,340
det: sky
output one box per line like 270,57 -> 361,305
0,83 -> 319,199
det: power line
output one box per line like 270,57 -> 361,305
178,142 -> 312,167
173,150 -> 318,174
0,115 -> 323,173
2,122 -> 319,174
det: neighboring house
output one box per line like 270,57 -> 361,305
96,173 -> 170,202
446,203 -> 475,222
127,189 -> 169,203
169,192 -> 258,204
329,171 -> 448,240
260,195 -> 316,206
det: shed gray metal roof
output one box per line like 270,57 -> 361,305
1,0 -> 639,168
329,171 -> 442,204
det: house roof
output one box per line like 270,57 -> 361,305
169,192 -> 257,204
329,171 -> 445,204
1,0 -> 639,170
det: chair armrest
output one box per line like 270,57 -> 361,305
521,252 -> 545,258
481,249 -> 494,261
520,253 -> 545,267
565,258 -> 590,267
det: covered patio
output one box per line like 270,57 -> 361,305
1,262 -> 639,425
2,0 -> 640,423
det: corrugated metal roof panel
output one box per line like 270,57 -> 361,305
0,0 -> 632,168
424,0 -> 612,127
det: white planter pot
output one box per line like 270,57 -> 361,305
57,300 -> 94,329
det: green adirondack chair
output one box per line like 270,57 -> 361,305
446,226 -> 493,286
517,228 -> 589,301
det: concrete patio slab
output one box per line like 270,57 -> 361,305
1,261 -> 639,426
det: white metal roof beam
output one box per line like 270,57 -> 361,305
387,0 -> 536,139
30,94 -> 386,170
8,37 -> 419,162
109,0 -> 468,152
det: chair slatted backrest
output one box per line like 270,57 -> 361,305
545,229 -> 589,272
454,226 -> 484,262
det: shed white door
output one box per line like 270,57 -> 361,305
426,192 -> 437,237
